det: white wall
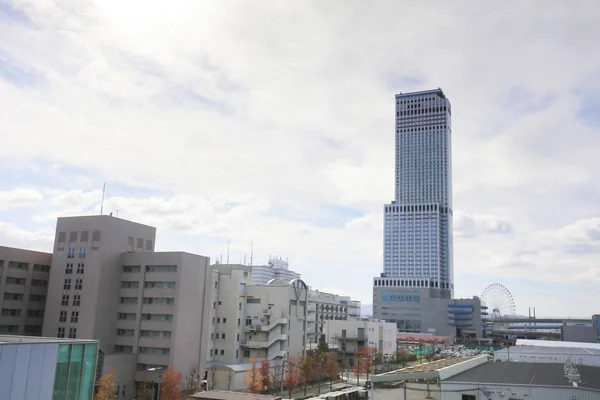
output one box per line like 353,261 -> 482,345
441,382 -> 600,400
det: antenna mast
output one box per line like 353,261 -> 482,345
250,239 -> 254,267
100,183 -> 106,215
226,239 -> 230,264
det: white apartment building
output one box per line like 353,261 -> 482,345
323,319 -> 396,367
208,265 -> 309,391
307,290 -> 360,345
249,257 -> 301,285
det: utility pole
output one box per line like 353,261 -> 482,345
280,357 -> 286,395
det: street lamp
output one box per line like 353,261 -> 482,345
147,367 -> 164,400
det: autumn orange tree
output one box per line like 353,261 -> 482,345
299,354 -> 314,396
356,346 -> 377,382
245,358 -> 263,394
259,359 -> 271,393
323,352 -> 339,391
284,356 -> 301,399
161,365 -> 182,400
95,372 -> 117,400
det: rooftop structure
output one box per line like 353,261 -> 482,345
516,338 -> 600,350
443,361 -> 600,391
372,355 -> 488,383
191,390 -> 282,400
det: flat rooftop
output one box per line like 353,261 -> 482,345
191,391 -> 282,400
444,362 -> 600,391
517,339 -> 600,350
0,335 -> 98,345
496,345 -> 600,356
373,356 -> 489,383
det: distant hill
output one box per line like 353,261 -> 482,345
361,304 -> 373,317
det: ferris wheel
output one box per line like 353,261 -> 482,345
481,283 -> 516,319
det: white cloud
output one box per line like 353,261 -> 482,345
0,188 -> 43,210
0,222 -> 54,251
0,2 -> 599,315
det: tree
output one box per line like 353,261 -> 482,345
259,359 -> 271,393
323,353 -> 340,391
299,355 -> 314,396
244,358 -> 263,394
135,378 -> 153,400
185,368 -> 198,392
95,372 -> 117,400
161,365 -> 183,400
269,363 -> 283,394
315,341 -> 330,356
226,370 -> 234,391
396,350 -> 417,367
210,366 -> 218,390
284,356 -> 301,399
355,347 -> 377,383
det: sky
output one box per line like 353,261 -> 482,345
1,1 -> 599,318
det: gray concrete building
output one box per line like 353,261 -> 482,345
307,289 -> 360,345
36,215 -> 212,400
372,282 -> 484,338
0,246 -> 52,336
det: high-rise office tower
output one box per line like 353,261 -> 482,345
373,89 -> 454,333
384,88 -> 453,293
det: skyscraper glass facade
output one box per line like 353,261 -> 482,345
383,89 -> 454,295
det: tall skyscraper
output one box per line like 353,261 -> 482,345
373,89 -> 455,333
384,88 -> 453,293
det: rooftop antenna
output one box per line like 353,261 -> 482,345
244,254 -> 247,265
226,239 -> 230,264
116,209 -> 119,218
250,239 -> 254,267
100,183 -> 106,215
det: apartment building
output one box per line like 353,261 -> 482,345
307,289 -> 360,345
323,319 -> 396,367
33,215 -> 212,400
0,246 -> 52,336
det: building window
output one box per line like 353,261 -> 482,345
461,396 -> 476,400
223,318 -> 227,323
68,328 -> 77,338
143,298 -> 174,305
114,345 -> 133,353
33,264 -> 50,272
67,248 -> 75,258
141,314 -> 172,321
139,347 -> 170,355
140,330 -> 171,339
244,350 -> 250,357
75,279 -> 83,291
220,350 -> 224,355
218,301 -> 222,305
120,297 -> 138,305
57,327 -> 65,338
247,298 -> 260,304
59,311 -> 67,322
8,261 -> 28,270
236,334 -> 239,342
76,263 -> 85,274
79,247 -> 87,258
121,281 -> 139,289
63,278 -> 71,290
6,277 -> 26,285
31,279 -> 48,287
221,333 -> 225,339
122,265 -> 141,273
236,350 -> 239,358
117,329 -> 135,336
237,318 -> 240,326
245,318 -> 251,326
27,309 -> 44,318
71,311 -> 79,323
61,295 -> 70,306
1,309 -> 21,317
144,281 -> 176,289
65,263 -> 73,274
73,295 -> 81,307
29,294 -> 45,302
217,318 -> 220,323
117,313 -> 136,321
145,265 -> 177,273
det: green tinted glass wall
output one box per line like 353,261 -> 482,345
53,343 -> 98,400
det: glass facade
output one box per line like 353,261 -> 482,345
382,89 -> 454,294
53,342 -> 98,400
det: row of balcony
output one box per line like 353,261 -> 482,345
244,318 -> 288,333
240,334 -> 287,349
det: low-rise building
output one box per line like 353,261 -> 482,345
441,361 -> 600,400
0,335 -> 99,400
0,246 -> 52,336
323,319 -> 396,367
307,289 -> 361,345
